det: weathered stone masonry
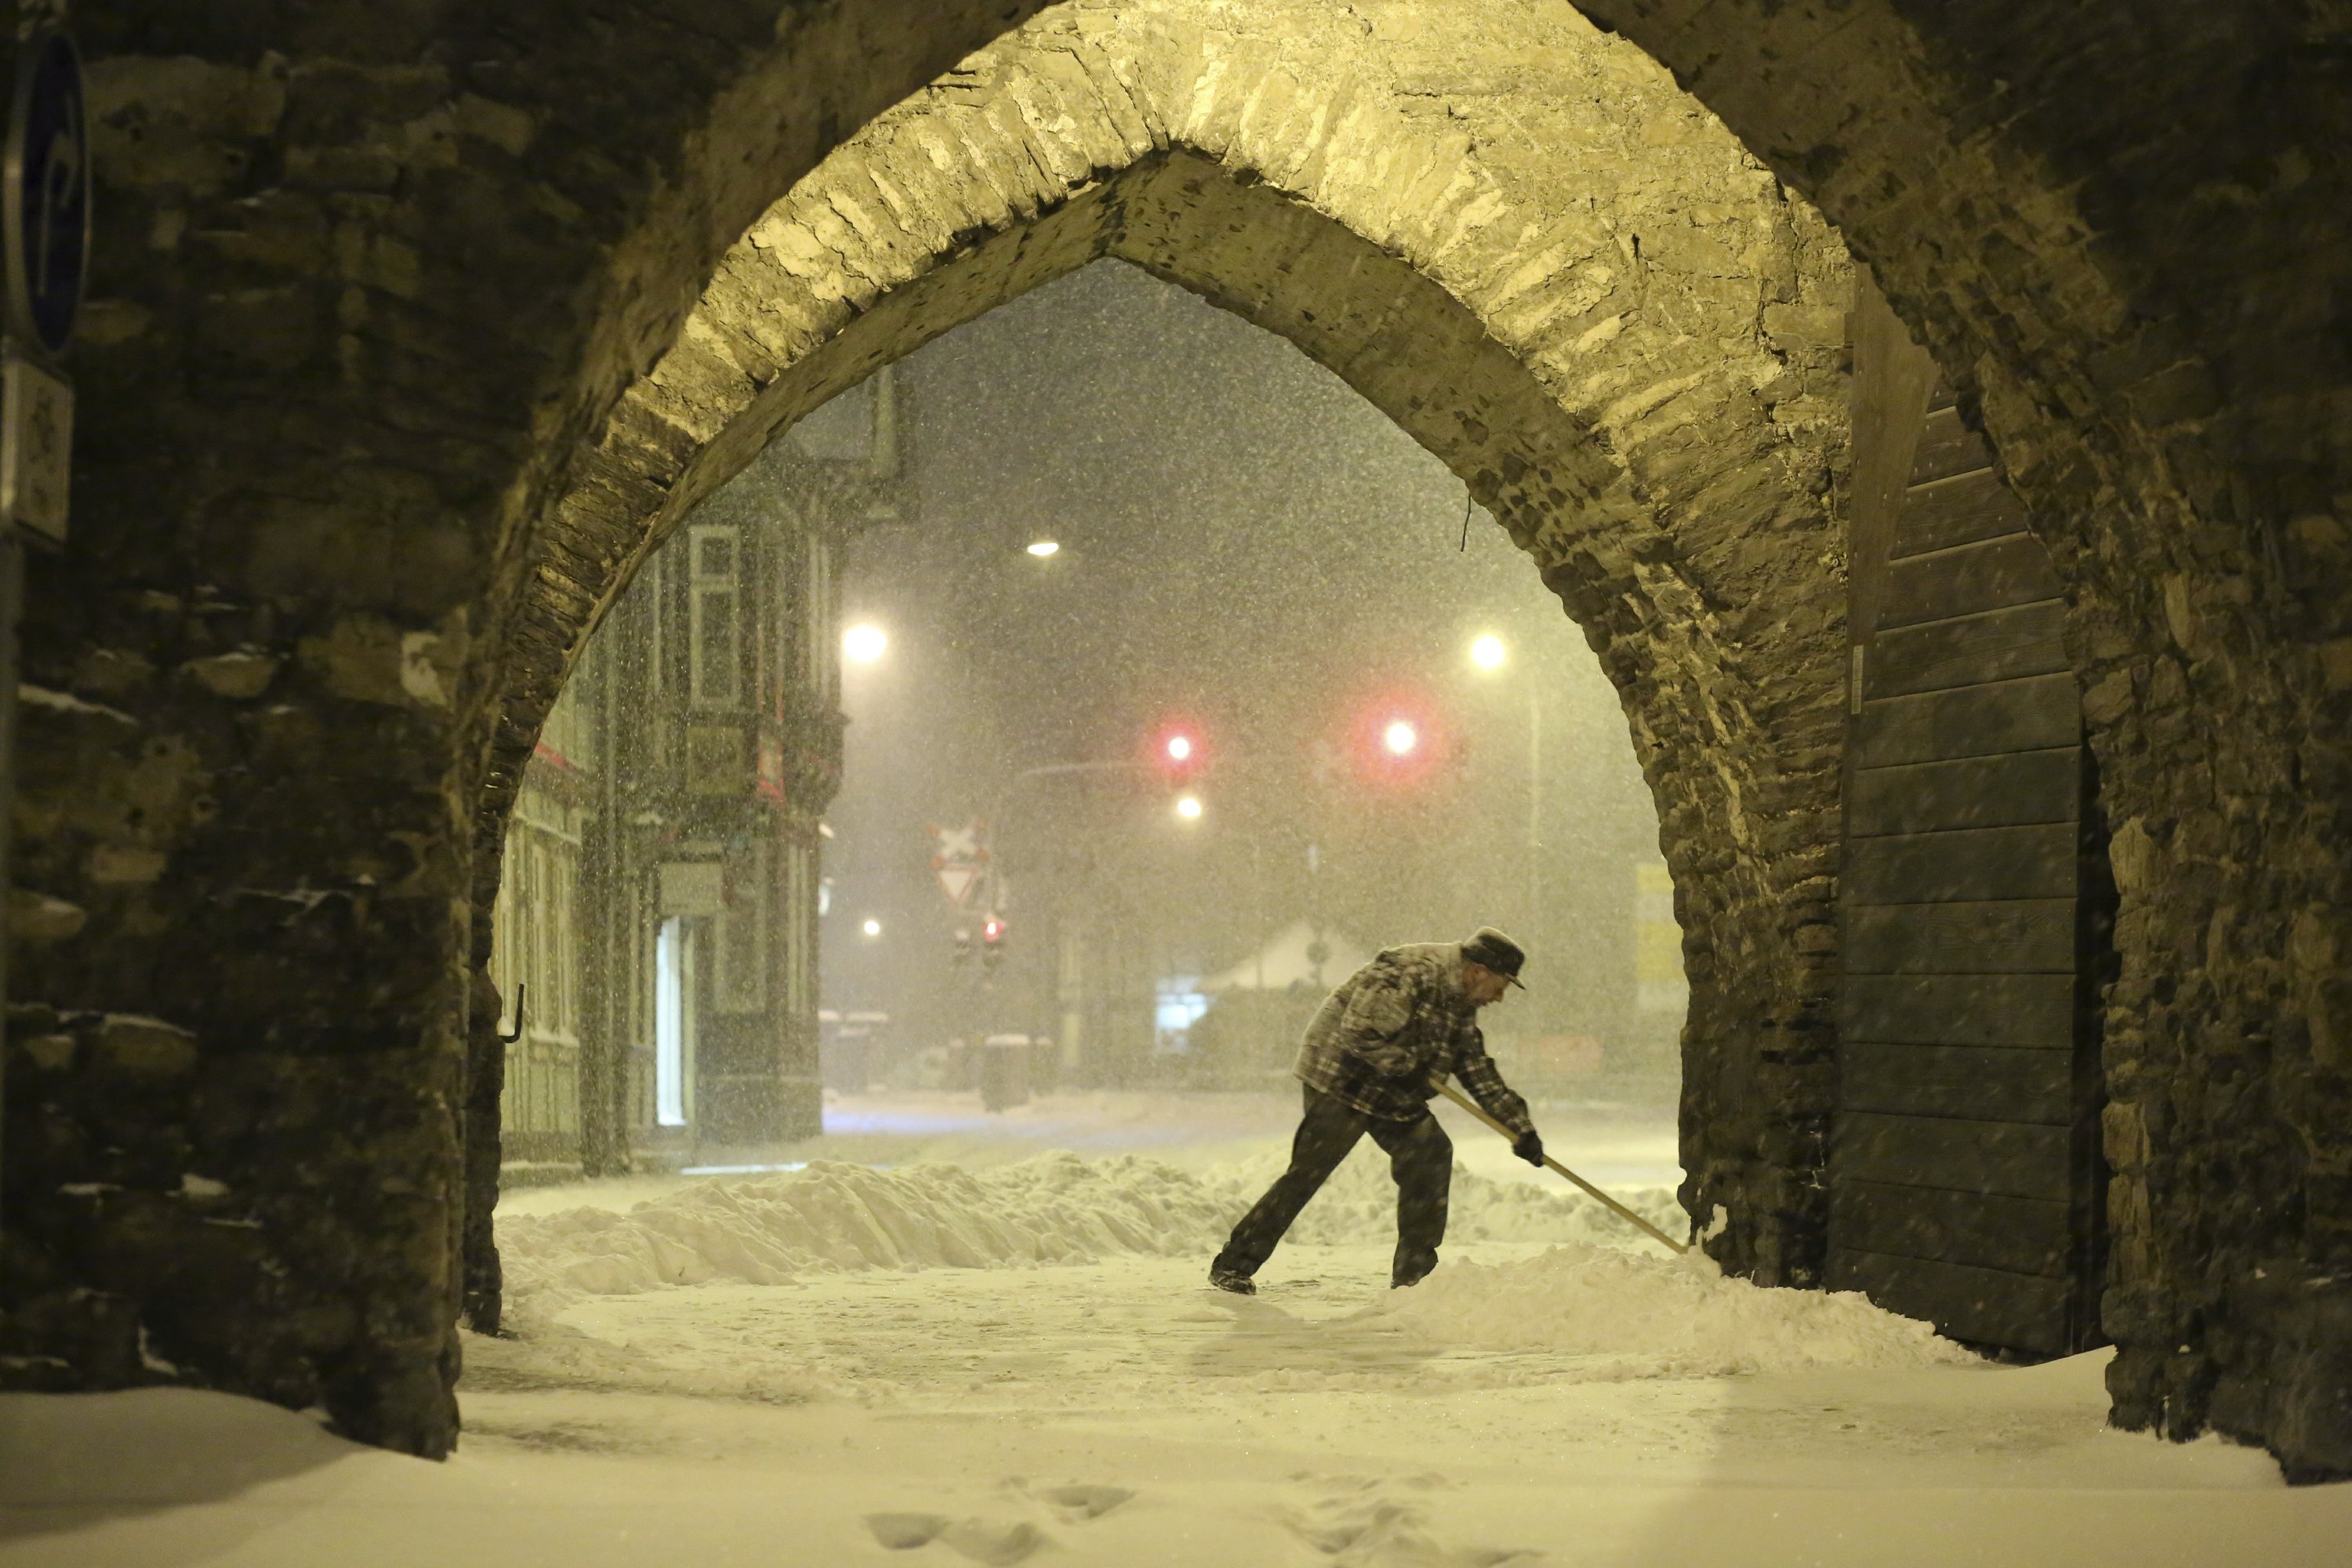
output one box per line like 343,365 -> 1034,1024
1,0 -> 2345,1479
1573,0 -> 2352,1477
1,0 -> 1057,1456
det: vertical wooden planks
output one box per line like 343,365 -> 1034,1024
1831,275 -> 2104,1357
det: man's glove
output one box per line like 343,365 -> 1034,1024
1512,1129 -> 1544,1168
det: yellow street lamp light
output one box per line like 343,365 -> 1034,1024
843,622 -> 889,664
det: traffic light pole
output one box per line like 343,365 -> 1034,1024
1526,683 -> 1544,990
993,758 -> 1180,1081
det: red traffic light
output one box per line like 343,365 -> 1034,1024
1148,717 -> 1210,781
1345,684 -> 1455,789
982,916 -> 1006,944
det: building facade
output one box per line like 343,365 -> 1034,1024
488,372 -> 904,1177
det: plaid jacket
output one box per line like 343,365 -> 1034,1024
1293,942 -> 1533,1134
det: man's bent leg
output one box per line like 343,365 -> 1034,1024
1369,1112 -> 1453,1286
1213,1088 -> 1370,1279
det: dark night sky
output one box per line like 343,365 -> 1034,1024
821,260 -> 1663,1046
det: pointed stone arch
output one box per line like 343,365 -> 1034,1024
488,0 -> 1859,1297
17,0 -> 2340,1474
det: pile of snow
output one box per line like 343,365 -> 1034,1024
498,1153 -> 1232,1317
1370,1243 -> 1976,1377
496,1149 -> 1685,1322
495,1152 -> 1968,1385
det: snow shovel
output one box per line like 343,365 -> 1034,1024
1432,1078 -> 1688,1255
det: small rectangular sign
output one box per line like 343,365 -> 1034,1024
1,349 -> 71,546
659,861 -> 724,916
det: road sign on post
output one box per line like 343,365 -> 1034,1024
930,819 -> 990,909
1,347 -> 70,543
0,20 -> 89,1290
2,24 -> 83,548
5,24 -> 89,361
935,862 -> 982,908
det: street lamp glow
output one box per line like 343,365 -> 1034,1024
1470,633 -> 1507,671
1174,794 -> 1204,822
1165,734 -> 1193,763
860,917 -> 883,938
1025,539 -> 1060,557
843,622 -> 889,664
1384,719 -> 1420,757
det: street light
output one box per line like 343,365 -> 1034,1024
1383,719 -> 1419,757
1174,794 -> 1203,822
843,622 -> 889,664
1025,539 -> 1061,557
1470,633 -> 1507,671
860,916 -> 883,938
1165,734 -> 1193,764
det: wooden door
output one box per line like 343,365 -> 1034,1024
1833,281 -> 2109,1356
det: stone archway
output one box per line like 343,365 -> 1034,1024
7,0 -> 2340,1475
481,0 -> 1857,1320
474,0 -> 2352,1476
482,0 -> 2352,1473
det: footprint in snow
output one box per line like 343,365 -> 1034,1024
1276,1479 -> 1536,1567
941,1519 -> 1049,1565
1036,1483 -> 1133,1521
862,1512 -> 1050,1565
864,1512 -> 947,1550
866,1514 -> 946,1552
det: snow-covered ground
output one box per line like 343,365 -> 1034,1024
5,1090 -> 2347,1566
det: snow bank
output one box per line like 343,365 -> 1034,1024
1370,1243 -> 1976,1376
495,1152 -> 1967,1385
499,1153 -> 1242,1317
497,1149 -> 1683,1321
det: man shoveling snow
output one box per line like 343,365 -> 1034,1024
1210,927 -> 1543,1294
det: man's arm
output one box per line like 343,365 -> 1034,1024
1451,1024 -> 1534,1137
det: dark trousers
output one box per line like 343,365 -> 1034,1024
1214,1083 -> 1453,1284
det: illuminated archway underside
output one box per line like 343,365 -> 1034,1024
498,0 -> 1860,1284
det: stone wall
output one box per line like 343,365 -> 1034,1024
2,0 -> 1054,1457
1577,0 -> 2352,1479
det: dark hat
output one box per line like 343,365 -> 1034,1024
1461,927 -> 1527,988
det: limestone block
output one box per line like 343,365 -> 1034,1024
1761,302 -> 1846,352
87,847 -> 166,886
91,1016 -> 200,1082
9,891 -> 87,944
16,1033 -> 77,1073
182,651 -> 282,699
2103,1098 -> 2151,1172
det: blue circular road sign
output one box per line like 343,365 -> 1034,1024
6,27 -> 89,357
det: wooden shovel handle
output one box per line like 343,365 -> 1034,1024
1432,1078 -> 1689,1255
